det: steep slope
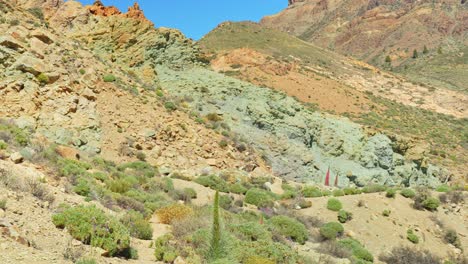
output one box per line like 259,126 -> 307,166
0,1 -> 466,264
261,0 -> 468,92
199,21 -> 468,181
0,0 -> 264,173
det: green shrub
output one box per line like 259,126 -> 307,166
0,198 -> 6,210
183,188 -> 197,199
79,69 -> 86,75
444,229 -> 461,248
382,209 -> 391,217
229,182 -> 248,194
333,189 -> 345,197
107,177 -> 135,193
195,175 -> 229,192
0,140 -> 7,150
337,210 -> 352,223
27,7 -> 44,20
406,229 -> 419,244
270,215 -> 308,244
36,73 -> 49,84
219,194 -> 233,210
230,222 -> 271,241
120,210 -> 153,240
327,198 -> 343,211
244,188 -> 275,208
136,151 -> 146,161
117,161 -> 157,178
280,189 -> 298,199
103,74 -> 116,82
400,188 -> 416,198
73,178 -> 91,197
320,222 -> 344,240
245,256 -> 275,264
52,205 -> 130,256
343,187 -> 361,195
386,188 -> 396,198
362,184 -> 386,193
164,101 -> 177,111
435,185 -> 451,193
58,159 -> 91,178
338,238 -> 374,262
154,234 -> 179,263
422,197 -> 440,211
302,186 -> 322,197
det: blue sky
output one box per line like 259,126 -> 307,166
78,0 -> 287,40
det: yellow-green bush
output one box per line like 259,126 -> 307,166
157,204 -> 193,224
52,205 -> 130,256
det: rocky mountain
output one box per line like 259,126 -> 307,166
0,1 -> 466,264
261,0 -> 468,92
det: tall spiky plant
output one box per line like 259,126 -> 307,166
210,191 -> 222,259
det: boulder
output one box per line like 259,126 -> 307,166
55,145 -> 80,160
0,36 -> 24,51
31,29 -> 54,44
10,152 -> 24,164
12,54 -> 47,75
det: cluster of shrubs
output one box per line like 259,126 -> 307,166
52,205 -> 133,257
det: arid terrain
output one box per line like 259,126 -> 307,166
0,1 -> 466,264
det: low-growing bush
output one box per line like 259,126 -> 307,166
120,210 -> 153,240
297,199 -> 312,209
270,215 -> 308,244
400,188 -> 416,198
195,175 -> 229,192
444,229 -> 461,248
219,194 -> 233,210
320,222 -> 344,240
37,73 -> 49,84
386,188 -> 396,198
52,205 -> 131,256
244,188 -> 275,208
406,229 -> 419,244
0,198 -> 6,210
183,188 -> 197,199
422,197 -> 440,211
343,187 -> 361,195
337,210 -> 352,223
338,238 -> 374,263
327,198 -> 343,211
103,74 -> 116,82
154,234 -> 179,263
229,182 -> 248,195
302,186 -> 322,197
435,184 -> 451,193
382,209 -> 391,217
164,101 -> 177,111
379,246 -> 441,264
333,189 -> 345,197
362,184 -> 386,193
245,256 -> 275,264
157,204 -> 193,224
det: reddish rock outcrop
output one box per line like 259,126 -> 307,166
87,0 -> 121,17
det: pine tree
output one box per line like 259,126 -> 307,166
423,45 -> 429,54
210,191 -> 222,259
412,49 -> 418,59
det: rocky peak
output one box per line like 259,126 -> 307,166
125,2 -> 146,20
87,0 -> 121,16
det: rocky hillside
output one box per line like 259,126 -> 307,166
261,0 -> 468,92
199,21 -> 467,182
0,1 -> 467,264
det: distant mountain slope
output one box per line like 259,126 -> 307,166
261,0 -> 468,92
199,21 -> 468,181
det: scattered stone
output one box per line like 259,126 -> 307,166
55,146 -> 80,160
174,256 -> 186,264
0,36 -> 24,51
10,152 -> 24,164
31,29 -> 54,44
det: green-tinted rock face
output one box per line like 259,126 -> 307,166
157,66 -> 442,187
